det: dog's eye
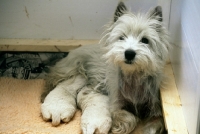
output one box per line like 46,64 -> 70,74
119,36 -> 125,40
140,37 -> 149,44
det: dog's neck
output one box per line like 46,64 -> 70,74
118,69 -> 148,102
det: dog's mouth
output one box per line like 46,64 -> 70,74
125,60 -> 133,64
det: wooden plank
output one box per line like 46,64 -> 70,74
0,39 -> 98,52
160,63 -> 188,134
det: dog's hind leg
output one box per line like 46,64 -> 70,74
41,75 -> 86,126
111,110 -> 139,134
77,87 -> 112,134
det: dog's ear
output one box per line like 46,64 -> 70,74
114,2 -> 127,22
149,6 -> 163,22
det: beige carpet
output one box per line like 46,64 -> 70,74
0,77 -> 81,134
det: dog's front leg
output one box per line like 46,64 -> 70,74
41,75 -> 86,126
77,87 -> 112,134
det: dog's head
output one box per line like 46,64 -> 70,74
101,2 -> 170,74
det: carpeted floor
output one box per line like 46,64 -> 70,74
0,77 -> 81,134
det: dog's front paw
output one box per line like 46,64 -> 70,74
81,113 -> 112,134
41,101 -> 76,126
80,102 -> 112,134
41,89 -> 77,126
111,110 -> 139,134
77,87 -> 112,134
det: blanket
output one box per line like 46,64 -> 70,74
0,77 -> 81,134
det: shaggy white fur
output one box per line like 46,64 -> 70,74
41,2 -> 170,134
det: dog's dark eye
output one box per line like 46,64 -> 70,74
119,36 -> 125,40
140,37 -> 149,44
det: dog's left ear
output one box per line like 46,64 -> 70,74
114,2 -> 127,22
149,6 -> 163,22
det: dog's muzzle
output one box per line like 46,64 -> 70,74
124,49 -> 136,64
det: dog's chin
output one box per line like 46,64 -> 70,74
118,60 -> 138,74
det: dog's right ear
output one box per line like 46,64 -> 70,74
148,6 -> 163,22
114,2 -> 127,22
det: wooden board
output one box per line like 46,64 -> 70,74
0,39 -> 98,52
160,63 -> 188,134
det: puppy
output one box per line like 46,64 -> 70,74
41,2 -> 170,134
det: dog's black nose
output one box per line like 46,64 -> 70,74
125,49 -> 136,61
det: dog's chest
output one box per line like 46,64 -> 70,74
119,72 -> 149,102
119,73 -> 152,119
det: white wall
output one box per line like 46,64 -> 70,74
0,0 -> 167,40
169,0 -> 200,133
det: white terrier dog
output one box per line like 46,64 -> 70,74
41,2 -> 170,134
